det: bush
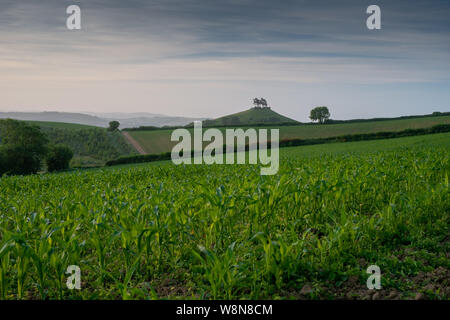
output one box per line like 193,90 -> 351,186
46,145 -> 74,172
0,119 -> 48,176
108,121 -> 120,132
0,144 -> 43,175
0,148 -> 6,175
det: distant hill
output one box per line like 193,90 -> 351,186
198,107 -> 299,127
26,120 -> 98,130
0,111 -> 205,128
0,112 -> 106,127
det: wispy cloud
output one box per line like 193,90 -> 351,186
0,0 -> 449,119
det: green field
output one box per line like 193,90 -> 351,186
128,115 -> 450,154
0,133 -> 448,300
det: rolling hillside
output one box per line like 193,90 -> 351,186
198,107 -> 298,127
127,114 -> 450,154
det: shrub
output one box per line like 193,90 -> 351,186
0,119 -> 48,175
46,145 -> 74,172
0,144 -> 43,175
108,121 -> 120,132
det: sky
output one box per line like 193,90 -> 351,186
0,0 -> 449,122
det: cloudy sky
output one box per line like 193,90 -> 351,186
0,0 -> 449,121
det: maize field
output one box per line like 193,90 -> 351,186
0,134 -> 448,300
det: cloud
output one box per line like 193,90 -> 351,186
0,0 -> 449,118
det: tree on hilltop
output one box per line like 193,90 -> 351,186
310,106 -> 331,124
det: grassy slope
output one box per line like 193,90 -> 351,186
203,107 -> 298,126
128,115 -> 450,154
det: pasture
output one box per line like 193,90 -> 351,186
127,115 -> 450,154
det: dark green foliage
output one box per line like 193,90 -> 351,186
123,125 -> 161,131
106,152 -> 172,166
46,145 -> 74,172
0,119 -> 48,175
310,106 -> 331,124
0,150 -> 5,173
108,121 -> 120,132
0,119 -> 48,154
0,145 -> 44,175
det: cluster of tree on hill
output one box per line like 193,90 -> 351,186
0,119 -> 73,176
253,98 -> 270,109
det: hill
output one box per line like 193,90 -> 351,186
26,120 -> 98,130
198,107 -> 298,127
0,112 -> 107,127
0,111 -> 204,128
127,114 -> 450,154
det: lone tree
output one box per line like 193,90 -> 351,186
108,121 -> 120,131
310,106 -> 330,124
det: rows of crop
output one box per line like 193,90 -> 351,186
0,142 -> 448,299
